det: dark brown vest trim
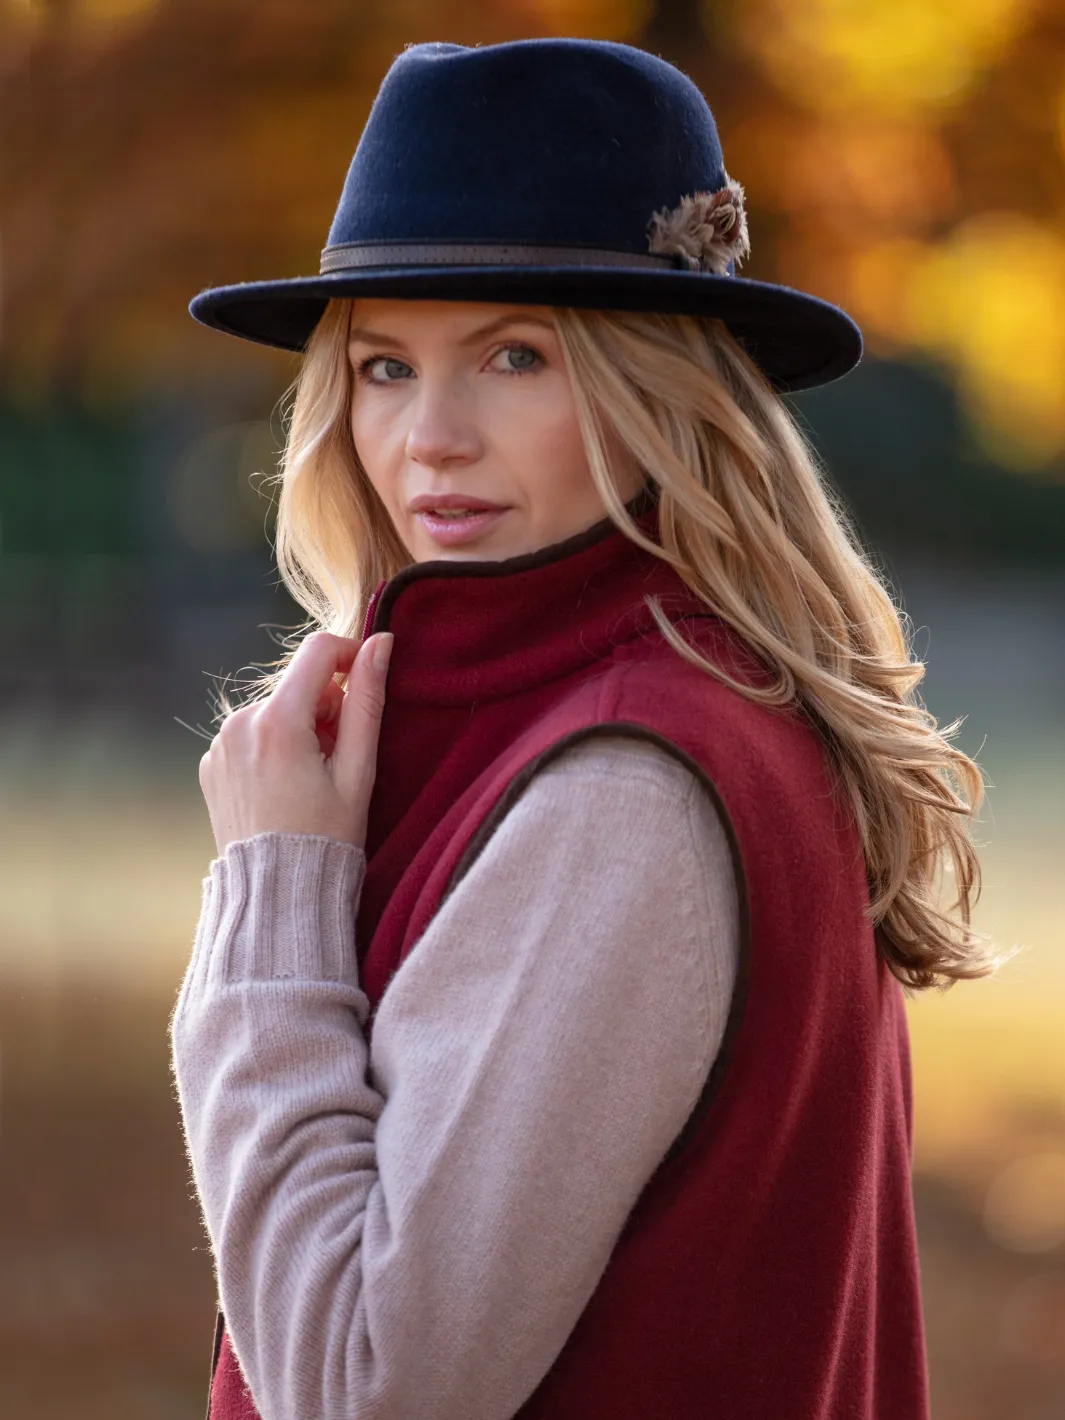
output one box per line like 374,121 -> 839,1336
440,721 -> 752,1169
204,1303 -> 226,1420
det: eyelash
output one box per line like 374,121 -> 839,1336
354,340 -> 544,384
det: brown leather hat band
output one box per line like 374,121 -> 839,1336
319,241 -> 675,274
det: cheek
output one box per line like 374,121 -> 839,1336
350,401 -> 403,506
496,383 -> 593,494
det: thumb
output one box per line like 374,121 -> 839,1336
333,632 -> 393,803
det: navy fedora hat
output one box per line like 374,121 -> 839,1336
189,38 -> 862,392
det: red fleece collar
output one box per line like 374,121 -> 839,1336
360,491 -> 711,706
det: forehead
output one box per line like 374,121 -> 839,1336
346,298 -> 556,342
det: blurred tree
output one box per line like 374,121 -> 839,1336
718,0 -> 1065,471
640,0 -> 704,55
793,359 -> 1065,568
0,402 -> 135,555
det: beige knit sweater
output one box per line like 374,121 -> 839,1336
170,734 -> 741,1420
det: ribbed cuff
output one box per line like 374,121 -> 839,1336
191,831 -> 366,988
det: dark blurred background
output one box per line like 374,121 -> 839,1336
1,2 -> 1063,1416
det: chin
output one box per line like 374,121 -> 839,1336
410,522 -> 525,564
424,547 -> 500,563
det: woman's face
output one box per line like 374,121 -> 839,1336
347,298 -> 646,562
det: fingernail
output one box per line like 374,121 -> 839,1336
373,633 -> 394,674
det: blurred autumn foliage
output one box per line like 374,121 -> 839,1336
3,0 -> 1065,474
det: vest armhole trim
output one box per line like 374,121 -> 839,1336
439,720 -> 752,1172
204,1303 -> 225,1420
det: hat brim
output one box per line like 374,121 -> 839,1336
188,265 -> 862,393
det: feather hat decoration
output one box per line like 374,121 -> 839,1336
646,176 -> 751,275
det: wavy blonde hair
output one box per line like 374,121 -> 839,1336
215,295 -> 1006,993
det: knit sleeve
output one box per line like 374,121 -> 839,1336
170,733 -> 741,1420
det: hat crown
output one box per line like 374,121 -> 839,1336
325,39 -> 727,255
188,37 -> 863,392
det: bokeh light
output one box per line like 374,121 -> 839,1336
724,0 -> 1065,472
843,215 -> 1065,467
726,0 -> 1032,116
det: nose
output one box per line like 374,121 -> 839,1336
404,381 -> 482,471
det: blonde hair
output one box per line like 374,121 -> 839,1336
216,296 -> 1006,993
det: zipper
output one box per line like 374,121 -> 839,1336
361,578 -> 389,642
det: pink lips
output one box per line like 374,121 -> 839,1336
410,494 -> 510,547
414,507 -> 509,547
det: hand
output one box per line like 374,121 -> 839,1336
198,630 -> 394,858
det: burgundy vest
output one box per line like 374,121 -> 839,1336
207,503 -> 930,1420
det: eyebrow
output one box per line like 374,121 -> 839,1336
347,311 -> 556,350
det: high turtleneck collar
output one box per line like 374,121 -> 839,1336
363,488 -> 708,706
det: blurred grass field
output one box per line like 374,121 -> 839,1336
1,707 -> 1062,1419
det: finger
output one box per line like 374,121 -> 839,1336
314,679 -> 345,732
268,631 -> 360,726
315,720 -> 340,759
314,681 -> 343,760
332,633 -> 393,798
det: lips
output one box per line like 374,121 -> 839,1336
413,503 -> 510,547
409,493 -> 509,514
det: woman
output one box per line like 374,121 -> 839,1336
172,37 -> 1000,1420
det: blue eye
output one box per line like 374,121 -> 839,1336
493,344 -> 542,374
356,344 -> 542,383
361,356 -> 411,383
